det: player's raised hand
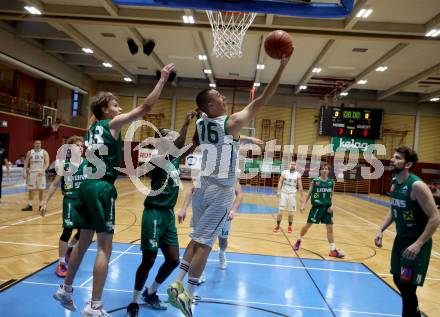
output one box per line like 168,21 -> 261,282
160,63 -> 175,82
280,54 -> 291,67
184,111 -> 197,126
374,231 -> 383,248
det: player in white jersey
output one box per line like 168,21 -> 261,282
274,161 -> 303,234
168,54 -> 290,317
21,140 -> 49,211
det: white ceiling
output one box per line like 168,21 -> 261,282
2,0 -> 440,101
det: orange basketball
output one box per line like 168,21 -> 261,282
264,30 -> 294,59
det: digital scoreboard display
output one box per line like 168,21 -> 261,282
319,106 -> 383,139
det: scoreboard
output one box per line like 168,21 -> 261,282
319,106 -> 383,139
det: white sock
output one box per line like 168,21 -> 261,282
148,281 -> 160,295
298,236 -> 303,240
187,277 -> 199,296
219,249 -> 225,256
59,257 -> 65,264
28,201 -> 33,206
132,290 -> 142,303
330,243 -> 336,251
91,301 -> 102,309
176,260 -> 190,281
67,242 -> 74,249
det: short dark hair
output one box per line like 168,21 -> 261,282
395,146 -> 418,170
196,89 -> 213,114
90,92 -> 117,120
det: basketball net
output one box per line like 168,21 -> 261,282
206,10 -> 257,58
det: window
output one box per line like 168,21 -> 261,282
72,90 -> 79,116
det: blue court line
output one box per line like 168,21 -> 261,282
351,194 -> 390,207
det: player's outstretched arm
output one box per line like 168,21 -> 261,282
229,182 -> 243,220
239,136 -> 264,146
403,181 -> 440,259
109,63 -> 175,132
301,185 -> 313,212
40,174 -> 62,216
174,111 -> 197,149
227,55 -> 290,137
375,210 -> 393,248
277,175 -> 284,196
22,151 -> 30,179
298,177 -> 304,206
178,184 -> 194,223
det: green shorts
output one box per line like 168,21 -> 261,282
391,236 -> 432,286
76,179 -> 117,234
307,205 -> 333,224
62,197 -> 90,229
141,208 -> 178,251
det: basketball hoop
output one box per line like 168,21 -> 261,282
206,10 -> 257,58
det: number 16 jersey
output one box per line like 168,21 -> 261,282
196,114 -> 239,187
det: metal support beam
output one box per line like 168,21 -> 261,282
343,0 -> 367,29
99,0 -> 119,17
16,21 -> 71,40
294,39 -> 335,94
53,23 -> 135,81
342,43 -> 408,93
425,12 -> 440,33
378,62 -> 440,100
418,88 -> 440,103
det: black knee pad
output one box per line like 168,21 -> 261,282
60,228 -> 73,242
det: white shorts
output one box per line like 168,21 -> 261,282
279,192 -> 296,212
190,181 -> 234,247
27,171 -> 46,190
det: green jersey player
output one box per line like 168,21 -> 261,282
375,146 -> 439,317
293,162 -> 345,258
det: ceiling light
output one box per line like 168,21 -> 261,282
340,92 -> 349,96
183,15 -> 195,24
123,77 -> 132,82
198,54 -> 207,61
356,8 -> 373,18
256,64 -> 265,70
203,69 -> 212,74
253,82 -> 261,87
102,62 -> 113,68
425,29 -> 440,37
357,79 -> 368,85
430,97 -> 440,102
375,66 -> 388,72
299,85 -> 307,90
82,48 -> 94,54
312,67 -> 322,73
209,83 -> 216,88
24,6 -> 42,15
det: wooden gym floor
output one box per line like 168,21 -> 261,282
0,177 -> 439,316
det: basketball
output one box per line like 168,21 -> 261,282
264,30 -> 294,59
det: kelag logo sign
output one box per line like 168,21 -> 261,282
331,137 -> 375,152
